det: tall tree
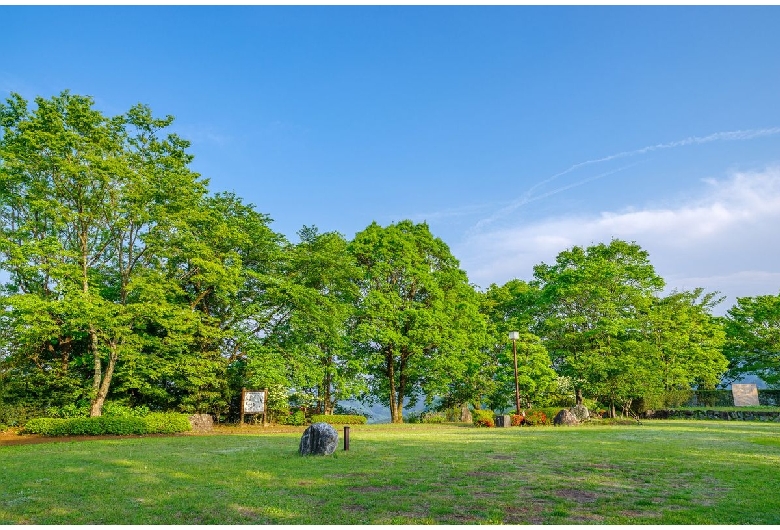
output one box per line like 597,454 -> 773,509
256,226 -> 363,415
644,289 -> 727,395
533,239 -> 665,409
723,293 -> 780,387
349,221 -> 484,423
482,280 -> 556,412
0,91 -> 208,415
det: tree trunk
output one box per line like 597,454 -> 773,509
387,351 -> 399,423
89,326 -> 102,416
90,342 -> 118,417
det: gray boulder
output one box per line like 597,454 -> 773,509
553,409 -> 579,426
299,422 -> 339,456
569,404 -> 590,422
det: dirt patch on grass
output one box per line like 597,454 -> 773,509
0,432 -> 181,447
554,488 -> 600,503
502,503 -> 547,524
0,423 -> 305,447
620,509 -> 662,519
465,471 -> 503,478
349,485 -> 402,493
488,454 -> 514,460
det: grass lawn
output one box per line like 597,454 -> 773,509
1,420 -> 779,524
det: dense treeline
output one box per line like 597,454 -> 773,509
1,92 -> 778,424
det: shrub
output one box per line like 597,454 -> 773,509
511,414 -> 525,426
102,402 -> 151,418
143,413 -> 192,434
472,409 -> 495,428
0,423 -> 9,432
420,412 -> 447,424
524,410 -> 550,426
310,414 -> 367,425
22,418 -> 67,435
0,404 -> 47,427
23,413 -> 192,436
278,410 -> 306,426
404,412 -> 424,423
46,403 -> 89,419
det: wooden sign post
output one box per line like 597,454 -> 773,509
240,387 -> 268,425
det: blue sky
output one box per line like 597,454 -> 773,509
3,6 -> 780,312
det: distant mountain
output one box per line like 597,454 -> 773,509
336,398 -> 429,424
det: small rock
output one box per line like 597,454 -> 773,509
299,422 -> 339,456
553,409 -> 579,426
569,404 -> 590,422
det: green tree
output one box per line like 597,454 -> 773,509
644,289 -> 727,398
723,293 -> 780,387
481,281 -> 556,412
0,91 -> 208,416
533,239 -> 665,412
349,221 -> 485,423
256,226 -> 363,415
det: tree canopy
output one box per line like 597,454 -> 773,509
0,90 -> 765,424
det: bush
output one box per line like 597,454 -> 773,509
472,409 -> 495,428
143,413 -> 192,434
22,413 -> 191,436
0,423 -> 9,432
420,412 -> 447,424
0,404 -> 47,427
22,418 -> 67,435
524,410 -> 550,426
103,402 -> 151,418
278,410 -> 307,426
510,414 -> 525,426
46,403 -> 89,419
310,414 -> 367,425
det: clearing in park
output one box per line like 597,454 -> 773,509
1,420 -> 779,524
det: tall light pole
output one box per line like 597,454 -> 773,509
508,331 -> 521,415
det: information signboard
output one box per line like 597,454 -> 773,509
240,388 -> 268,424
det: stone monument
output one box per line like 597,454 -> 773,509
732,384 -> 760,407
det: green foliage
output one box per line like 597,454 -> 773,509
21,418 -> 68,435
142,412 -> 192,434
0,403 -> 46,427
472,409 -> 495,427
23,413 -> 191,435
277,410 -> 307,426
723,293 -> 780,387
534,240 -> 665,410
350,220 -> 489,423
310,414 -> 367,425
523,410 -> 550,426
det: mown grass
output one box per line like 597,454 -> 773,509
1,420 -> 779,524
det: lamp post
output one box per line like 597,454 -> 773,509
508,331 -> 521,415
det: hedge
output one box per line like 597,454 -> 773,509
22,413 -> 192,436
310,414 -> 367,425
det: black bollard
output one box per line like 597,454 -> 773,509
344,425 -> 350,451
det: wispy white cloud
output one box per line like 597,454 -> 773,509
458,166 -> 780,312
173,124 -> 231,147
475,127 -> 780,230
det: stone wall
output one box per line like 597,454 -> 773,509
644,409 -> 780,422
